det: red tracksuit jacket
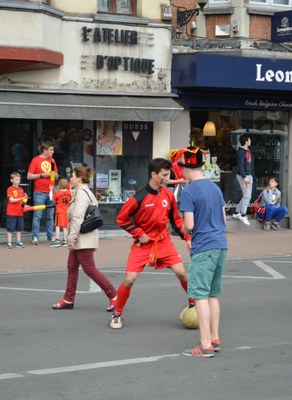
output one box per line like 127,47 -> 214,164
116,184 -> 190,241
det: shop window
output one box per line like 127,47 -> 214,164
97,0 -> 136,14
249,0 -> 290,6
190,109 -> 288,215
209,0 -> 230,3
0,119 -> 152,230
0,120 -> 34,229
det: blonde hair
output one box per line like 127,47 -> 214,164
10,172 -> 21,180
58,178 -> 69,190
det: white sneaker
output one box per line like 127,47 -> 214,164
238,215 -> 250,226
109,314 -> 123,329
232,213 -> 241,220
32,237 -> 39,245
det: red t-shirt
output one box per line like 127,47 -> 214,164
7,186 -> 25,216
28,156 -> 58,193
53,189 -> 72,214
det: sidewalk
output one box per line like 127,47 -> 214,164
0,228 -> 291,274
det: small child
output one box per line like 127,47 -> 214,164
50,178 -> 72,247
6,172 -> 28,249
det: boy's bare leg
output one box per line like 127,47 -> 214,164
63,227 -> 68,241
195,299 -> 212,348
55,226 -> 60,240
209,296 -> 220,341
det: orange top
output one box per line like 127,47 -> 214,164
6,186 -> 25,216
53,189 -> 72,214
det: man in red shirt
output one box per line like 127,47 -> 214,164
109,158 -> 192,329
27,141 -> 58,245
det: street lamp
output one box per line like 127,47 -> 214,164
177,0 -> 207,27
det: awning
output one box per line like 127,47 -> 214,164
0,91 -> 183,121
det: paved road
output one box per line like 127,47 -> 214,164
1,257 -> 292,400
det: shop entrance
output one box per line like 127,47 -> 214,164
190,109 -> 289,215
0,120 -> 34,230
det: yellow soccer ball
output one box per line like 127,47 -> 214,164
181,307 -> 199,329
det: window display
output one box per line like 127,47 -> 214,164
0,118 -> 152,230
190,109 -> 288,214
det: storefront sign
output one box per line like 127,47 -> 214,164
271,10 -> 292,43
122,121 -> 153,156
181,91 -> 292,110
82,26 -> 155,75
172,53 -> 292,91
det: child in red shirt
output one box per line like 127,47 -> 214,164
6,172 -> 28,249
50,178 -> 72,247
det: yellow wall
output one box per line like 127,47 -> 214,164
52,1 -> 170,19
137,0 -> 169,19
52,0 -> 96,14
153,122 -> 171,159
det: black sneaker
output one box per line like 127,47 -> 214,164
50,240 -> 61,248
15,242 -> 25,248
6,242 -> 13,249
271,221 -> 281,230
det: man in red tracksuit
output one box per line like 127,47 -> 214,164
109,158 -> 192,329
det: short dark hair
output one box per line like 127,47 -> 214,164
38,141 -> 53,154
148,158 -> 171,178
239,134 -> 250,146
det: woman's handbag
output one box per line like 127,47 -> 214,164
252,193 -> 266,221
80,190 -> 103,233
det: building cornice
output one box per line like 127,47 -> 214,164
0,1 -> 64,18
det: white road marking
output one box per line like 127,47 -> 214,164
0,260 -> 286,294
0,278 -> 101,294
2,342 -> 292,381
89,279 -> 101,293
0,373 -> 25,380
27,354 -> 178,376
0,287 -> 97,293
253,260 -> 286,280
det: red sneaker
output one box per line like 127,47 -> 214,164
107,297 -> 117,312
211,339 -> 222,352
183,344 -> 214,358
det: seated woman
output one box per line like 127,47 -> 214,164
260,177 -> 288,231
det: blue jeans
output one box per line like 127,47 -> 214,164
264,204 -> 288,222
32,192 -> 55,240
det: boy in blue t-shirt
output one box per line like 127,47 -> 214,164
179,147 -> 228,358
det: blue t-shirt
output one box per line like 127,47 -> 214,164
180,179 -> 227,256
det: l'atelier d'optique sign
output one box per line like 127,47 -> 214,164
82,26 -> 155,75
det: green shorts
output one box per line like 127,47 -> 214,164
188,249 -> 227,300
